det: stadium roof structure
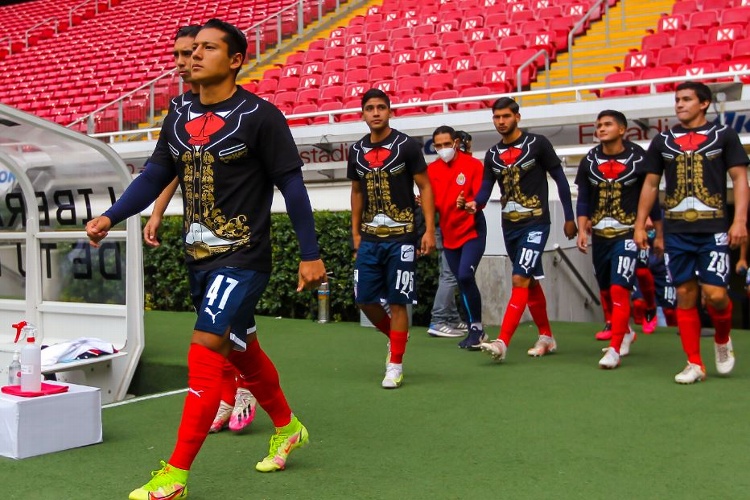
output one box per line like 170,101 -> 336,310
0,103 -> 144,404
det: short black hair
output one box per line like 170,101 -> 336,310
432,125 -> 456,140
676,81 -> 712,104
491,97 -> 519,114
361,88 -> 391,109
201,18 -> 247,70
175,25 -> 201,41
597,109 -> 628,128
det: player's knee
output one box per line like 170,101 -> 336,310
511,275 -> 531,288
703,287 -> 729,308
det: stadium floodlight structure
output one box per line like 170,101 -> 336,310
0,103 -> 143,404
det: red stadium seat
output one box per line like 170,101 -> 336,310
722,7 -> 750,25
732,38 -> 750,59
688,11 -> 719,30
424,73 -> 454,93
482,67 -> 514,93
692,42 -> 731,65
718,60 -> 750,83
675,62 -> 718,79
323,59 -> 345,74
319,85 -> 345,104
473,39 -> 500,55
374,79 -> 397,93
422,59 -> 449,74
257,79 -> 278,94
672,29 -> 707,50
454,69 -> 484,91
281,65 -> 302,78
297,89 -> 320,104
479,52 -> 508,68
415,34 -> 440,48
445,43 -> 472,59
394,62 -> 422,78
707,24 -> 745,43
312,102 -> 343,124
655,47 -> 691,69
418,47 -> 444,62
344,83 -> 369,100
393,50 -> 417,64
657,15 -> 685,34
370,52 -> 393,67
600,71 -> 635,98
466,28 -> 490,42
370,66 -> 394,81
635,66 -> 675,94
346,56 -> 368,70
287,104 -> 317,126
623,51 -> 654,77
642,33 -> 672,54
450,56 -> 477,72
345,68 -> 369,84
499,35 -> 526,51
277,76 -> 300,92
302,62 -> 324,75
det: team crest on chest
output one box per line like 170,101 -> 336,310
456,172 -> 466,185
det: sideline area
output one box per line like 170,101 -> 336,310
3,312 -> 750,499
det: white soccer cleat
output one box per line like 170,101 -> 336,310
479,339 -> 507,362
527,335 -> 557,357
382,363 -> 403,389
674,363 -> 707,384
598,347 -> 621,369
714,338 -> 735,375
209,400 -> 233,433
620,327 -> 637,357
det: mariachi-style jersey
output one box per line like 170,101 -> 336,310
645,122 -> 749,234
148,86 -> 304,272
347,129 -> 427,243
483,131 -> 561,227
575,141 -> 648,241
427,150 -> 485,249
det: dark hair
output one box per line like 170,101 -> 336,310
201,19 -> 247,71
597,109 -> 628,128
432,125 -> 456,140
175,25 -> 201,41
676,81 -> 713,104
456,130 -> 472,152
361,88 -> 391,109
491,97 -> 519,113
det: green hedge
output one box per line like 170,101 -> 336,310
142,212 -> 439,326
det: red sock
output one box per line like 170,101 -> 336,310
220,361 -> 238,405
707,302 -> 733,344
676,307 -> 702,366
228,339 -> 292,428
600,290 -> 612,323
374,316 -> 391,338
664,307 -> 677,327
389,330 -> 409,363
499,286 -> 529,346
632,298 -> 646,325
609,285 -> 631,353
169,344 -> 225,470
527,283 -> 552,337
635,267 -> 657,310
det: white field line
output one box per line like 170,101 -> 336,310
103,388 -> 187,409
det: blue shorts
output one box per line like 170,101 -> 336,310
592,238 -> 638,291
189,266 -> 270,351
664,232 -> 730,287
503,224 -> 549,279
636,246 -> 650,268
355,240 -> 417,305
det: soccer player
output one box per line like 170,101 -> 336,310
574,110 -> 661,369
142,25 -> 259,436
348,88 -> 436,389
86,19 -> 327,499
467,97 -> 577,360
635,81 -> 749,384
428,125 -> 487,348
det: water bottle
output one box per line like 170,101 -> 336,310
7,351 -> 21,386
19,324 -> 41,393
317,282 -> 330,323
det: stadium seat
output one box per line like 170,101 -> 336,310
673,29 -> 707,50
312,102 -> 343,124
287,104 -> 318,127
675,62 -> 717,79
657,15 -> 685,34
707,24 -> 745,43
345,68 -> 369,84
370,52 -> 392,67
277,76 -> 301,92
450,56 -> 477,72
655,46 -> 691,69
718,60 -> 750,83
319,85 -> 345,104
642,33 -> 672,54
479,52 -> 508,69
374,79 -> 397,93
344,83 -> 369,100
622,51 -> 653,77
425,90 -> 459,113
367,41 -> 390,54
395,62 -> 422,78
482,67 -> 514,93
297,88 -> 320,104
418,47 -> 444,62
634,66 -> 675,94
257,79 -> 278,94
732,38 -> 750,59
458,86 -> 494,109
600,71 -> 635,98
473,39 -> 500,55
422,59 -> 449,74
454,69 -> 484,91
466,28 -> 490,42
499,35 -> 527,51
721,7 -> 750,25
396,76 -> 424,94
445,43 -> 472,58
370,65 -> 394,81
274,91 -> 297,108
302,62 -> 324,75
692,42 -> 731,65
424,73 -> 454,93
323,59 -> 346,73
393,50 -> 417,64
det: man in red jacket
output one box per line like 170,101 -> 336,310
427,126 -> 488,349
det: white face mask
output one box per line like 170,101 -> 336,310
437,147 -> 456,163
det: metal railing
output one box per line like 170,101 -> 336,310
69,0 -> 110,28
68,0 -> 344,134
568,0 -> 610,85
24,17 -> 58,48
517,48 -> 550,94
553,244 -> 601,308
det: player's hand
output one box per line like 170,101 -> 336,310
143,216 -> 162,247
633,226 -> 649,250
563,220 -> 577,240
86,216 -> 112,248
464,200 -> 477,214
297,259 -> 327,292
576,231 -> 588,254
456,190 -> 466,209
736,259 -> 748,275
420,229 -> 436,257
728,221 -> 748,249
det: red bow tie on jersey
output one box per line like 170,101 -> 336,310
185,112 -> 226,146
674,132 -> 708,152
364,147 -> 391,168
500,146 -> 522,166
598,159 -> 627,180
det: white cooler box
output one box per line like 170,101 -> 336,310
0,382 -> 102,459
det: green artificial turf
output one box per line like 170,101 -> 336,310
3,313 -> 749,499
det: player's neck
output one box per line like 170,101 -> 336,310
369,126 -> 392,143
679,115 -> 708,130
501,129 -> 522,144
190,83 -> 200,95
199,79 -> 237,105
601,140 -> 625,156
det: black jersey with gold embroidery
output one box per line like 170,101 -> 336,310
645,122 -> 748,234
483,131 -> 561,227
575,141 -> 647,241
149,86 -> 303,271
347,129 -> 427,243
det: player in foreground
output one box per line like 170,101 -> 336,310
635,81 -> 748,384
87,19 -> 326,499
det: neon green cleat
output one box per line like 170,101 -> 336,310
128,461 -> 188,500
255,416 -> 309,472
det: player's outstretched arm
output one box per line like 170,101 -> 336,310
634,173 -> 661,249
143,177 -> 179,247
350,181 -> 363,255
728,165 -> 749,249
549,165 -> 576,239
